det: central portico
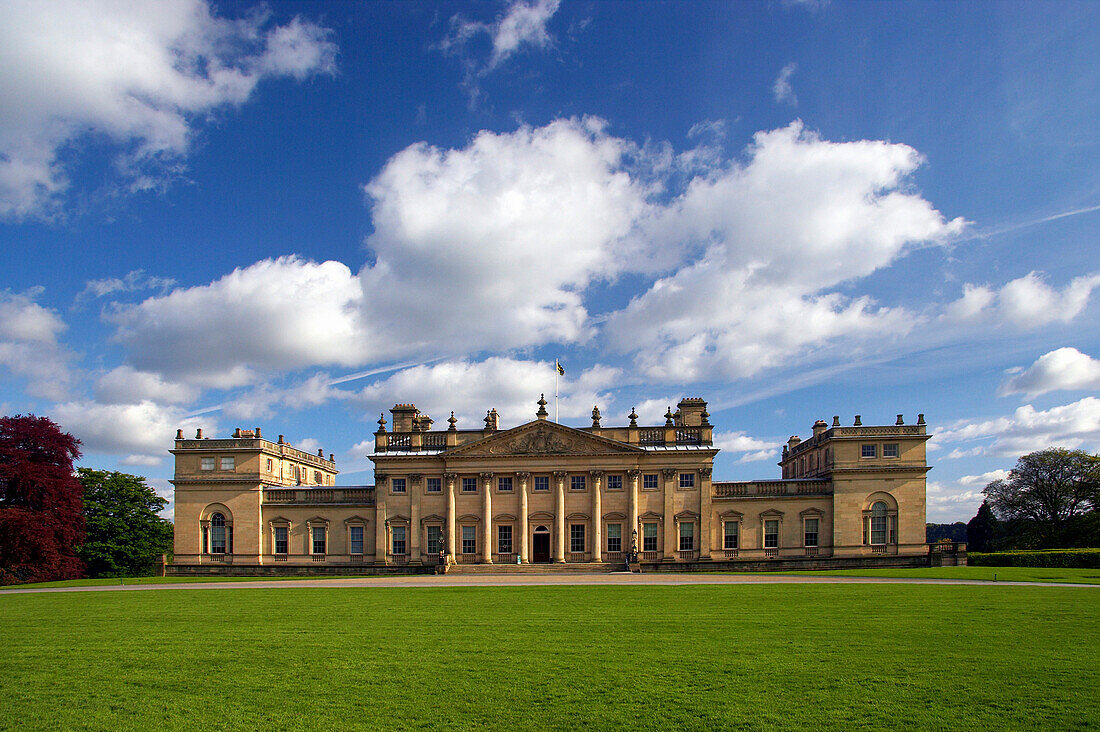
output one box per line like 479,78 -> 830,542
371,396 -> 717,565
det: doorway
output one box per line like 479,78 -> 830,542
533,526 -> 551,563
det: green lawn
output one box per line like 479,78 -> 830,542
0,574 -> 373,590
1,585 -> 1097,730
766,565 -> 1100,584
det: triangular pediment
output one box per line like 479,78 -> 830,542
446,420 -> 644,458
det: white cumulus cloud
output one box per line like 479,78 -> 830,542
0,0 -> 336,219
0,290 -> 73,399
52,399 -> 212,459
773,62 -> 798,105
934,396 -> 1100,458
944,272 -> 1100,329
1000,347 -> 1100,397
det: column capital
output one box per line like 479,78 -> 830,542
698,467 -> 712,478
408,473 -> 423,485
589,469 -> 604,479
552,470 -> 568,480
514,471 -> 531,480
443,472 -> 458,483
626,468 -> 641,478
375,473 -> 389,485
661,468 -> 678,478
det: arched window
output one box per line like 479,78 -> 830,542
210,512 -> 227,554
870,502 -> 888,545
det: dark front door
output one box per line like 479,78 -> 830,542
533,532 -> 551,563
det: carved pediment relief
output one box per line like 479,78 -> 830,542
602,511 -> 628,521
529,511 -> 555,521
448,420 -> 642,457
343,514 -> 370,525
420,513 -> 445,524
638,511 -> 663,521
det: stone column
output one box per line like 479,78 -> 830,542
591,470 -> 603,562
481,471 -> 494,563
698,467 -> 712,560
517,472 -> 530,563
375,500 -> 388,566
553,471 -> 567,562
444,473 -> 457,564
410,499 -> 421,565
662,468 -> 677,561
627,469 -> 640,547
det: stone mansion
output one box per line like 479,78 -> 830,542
169,396 -> 932,573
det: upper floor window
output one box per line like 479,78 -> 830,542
534,475 -> 550,492
314,470 -> 322,484
883,443 -> 899,458
497,476 -> 513,492
678,522 -> 694,551
349,525 -> 364,555
391,477 -> 406,494
426,477 -> 442,493
200,457 -> 215,471
462,477 -> 477,493
606,475 -> 623,491
642,474 -> 658,490
220,456 -> 235,471
679,473 -> 695,489
571,475 -> 586,491
311,526 -> 326,555
861,444 -> 877,459
643,522 -> 658,551
266,458 -> 273,472
804,518 -> 819,548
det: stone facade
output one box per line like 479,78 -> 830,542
169,398 -> 931,572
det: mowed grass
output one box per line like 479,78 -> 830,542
765,565 -> 1100,584
1,585 -> 1097,730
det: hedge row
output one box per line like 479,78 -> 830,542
968,548 -> 1100,568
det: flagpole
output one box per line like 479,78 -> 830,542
554,359 -> 559,423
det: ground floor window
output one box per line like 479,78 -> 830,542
870,502 -> 888,544
274,526 -> 288,554
391,525 -> 406,555
643,522 -> 658,551
678,522 -> 694,551
427,525 -> 442,555
607,523 -> 622,552
349,525 -> 364,554
210,513 -> 227,553
763,520 -> 779,549
498,525 -> 513,554
312,526 -> 327,555
723,521 -> 739,550
570,524 -> 585,553
461,525 -> 476,554
804,518 -> 819,548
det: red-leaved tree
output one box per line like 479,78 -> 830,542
0,415 -> 85,584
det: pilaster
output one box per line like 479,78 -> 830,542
444,472 -> 457,564
481,471 -> 494,563
661,468 -> 677,561
591,470 -> 603,562
553,470 -> 567,562
517,471 -> 530,563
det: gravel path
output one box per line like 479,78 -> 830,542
2,573 -> 1097,593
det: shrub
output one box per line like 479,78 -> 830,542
968,548 -> 1100,568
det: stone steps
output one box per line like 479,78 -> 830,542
446,562 -> 627,575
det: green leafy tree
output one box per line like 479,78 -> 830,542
966,501 -> 998,552
77,469 -> 173,577
983,448 -> 1099,548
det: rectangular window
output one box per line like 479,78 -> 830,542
883,443 -> 899,458
427,525 -> 442,555
571,475 -> 586,491
679,473 -> 695,489
643,522 -> 658,551
497,476 -> 513,492
391,477 -> 406,493
200,457 -> 215,471
871,515 -> 887,545
642,474 -> 658,490
861,444 -> 877,459
426,477 -> 442,493
679,522 -> 695,551
607,524 -> 622,553
274,526 -> 288,554
219,456 -> 235,471
606,475 -> 623,491
534,475 -> 549,492
498,525 -> 513,553
804,518 -> 819,548
391,526 -> 406,555
723,521 -> 739,550
462,477 -> 477,493
312,526 -> 326,555
889,516 -> 897,545
461,526 -> 476,554
570,524 -> 586,553
764,520 -> 779,549
349,525 -> 364,554
314,470 -> 322,484
266,458 -> 273,472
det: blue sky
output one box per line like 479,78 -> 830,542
1,0 -> 1098,522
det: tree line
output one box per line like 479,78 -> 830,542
0,415 -> 173,585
